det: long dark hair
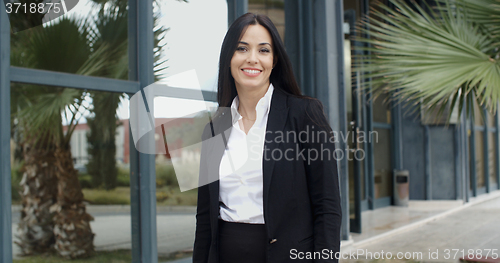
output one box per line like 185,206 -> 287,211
217,13 -> 304,108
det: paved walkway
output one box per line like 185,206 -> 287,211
341,193 -> 500,262
11,206 -> 197,260
11,192 -> 500,262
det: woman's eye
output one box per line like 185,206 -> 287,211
260,48 -> 270,53
236,46 -> 247,51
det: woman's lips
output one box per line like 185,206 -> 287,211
241,68 -> 262,77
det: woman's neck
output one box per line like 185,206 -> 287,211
236,83 -> 269,119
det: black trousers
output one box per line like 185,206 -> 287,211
218,219 -> 267,263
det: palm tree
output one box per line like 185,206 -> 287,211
356,0 -> 500,122
84,0 -> 175,190
84,1 -> 129,190
12,16 -> 110,258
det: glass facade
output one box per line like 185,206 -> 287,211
10,2 -> 130,81
248,0 -> 285,43
11,83 -> 134,260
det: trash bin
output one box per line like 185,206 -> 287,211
393,169 -> 409,206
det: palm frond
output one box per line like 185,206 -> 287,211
14,16 -> 114,147
450,0 -> 500,45
355,0 -> 500,123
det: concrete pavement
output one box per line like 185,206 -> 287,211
11,206 -> 197,260
10,191 -> 500,262
341,192 -> 500,262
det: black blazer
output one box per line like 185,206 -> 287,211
193,87 -> 342,263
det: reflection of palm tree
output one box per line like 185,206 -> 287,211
85,1 -> 129,190
12,17 -> 110,258
85,0 -> 170,190
357,0 -> 500,121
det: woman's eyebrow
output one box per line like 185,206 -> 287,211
238,41 -> 271,46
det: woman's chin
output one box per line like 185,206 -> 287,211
237,81 -> 269,91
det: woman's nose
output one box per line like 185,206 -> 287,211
246,50 -> 258,64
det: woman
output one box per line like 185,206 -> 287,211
193,13 -> 341,263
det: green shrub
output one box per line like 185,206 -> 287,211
78,167 -> 130,189
82,187 -> 130,205
156,164 -> 177,187
116,167 -> 130,187
79,173 -> 93,189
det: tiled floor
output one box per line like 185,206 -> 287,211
349,200 -> 463,244
341,193 -> 500,262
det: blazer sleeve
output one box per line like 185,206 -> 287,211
192,124 -> 212,263
301,99 -> 342,262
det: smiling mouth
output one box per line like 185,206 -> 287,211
242,69 -> 262,74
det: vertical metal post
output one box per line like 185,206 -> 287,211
303,1 -> 314,98
424,125 -> 432,200
496,109 -> 500,190
313,0 -> 348,241
454,125 -> 461,200
0,3 -> 12,263
464,112 -> 471,202
128,1 -> 140,262
284,0 -> 301,86
360,0 -> 375,210
0,2 -> 12,263
345,8 -> 362,233
227,0 -> 248,26
128,0 -> 157,262
284,0 -> 315,97
483,108 -> 490,192
297,0 -> 305,92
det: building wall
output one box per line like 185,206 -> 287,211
401,109 -> 458,200
401,111 -> 426,200
429,126 -> 457,199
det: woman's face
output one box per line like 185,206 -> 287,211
230,24 -> 274,93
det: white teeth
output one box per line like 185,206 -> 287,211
243,69 -> 261,74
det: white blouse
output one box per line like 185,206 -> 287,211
218,84 -> 274,224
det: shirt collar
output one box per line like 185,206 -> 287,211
230,83 -> 274,124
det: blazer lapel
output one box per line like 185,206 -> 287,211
262,89 -> 289,214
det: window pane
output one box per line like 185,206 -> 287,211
152,97 -> 218,261
152,1 -> 227,259
487,111 -> 496,127
373,128 -> 392,198
488,132 -> 497,186
11,1 -> 130,81
11,84 -> 133,260
473,99 -> 484,126
373,92 -> 391,124
157,0 -> 227,93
